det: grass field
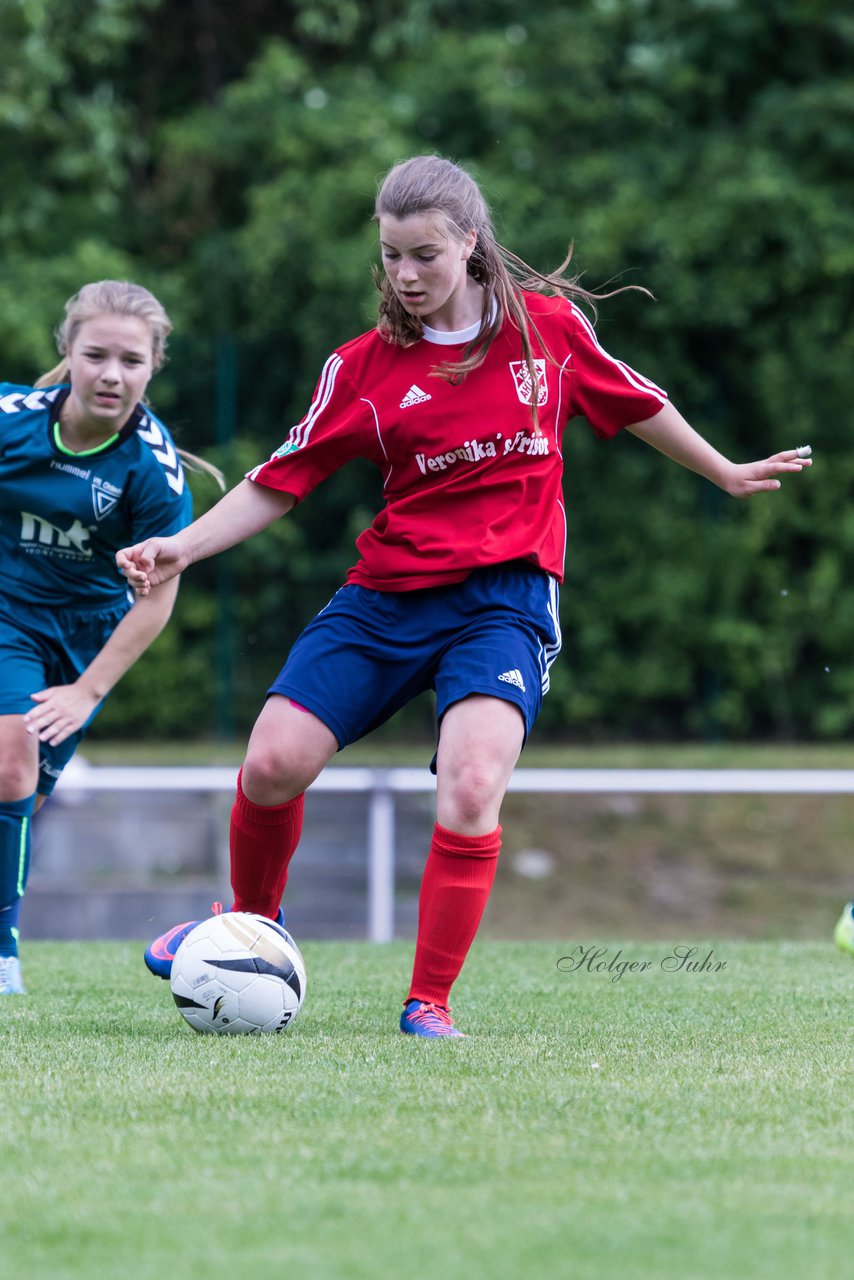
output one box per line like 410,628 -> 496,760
2,939 -> 852,1279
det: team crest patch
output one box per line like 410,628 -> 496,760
92,477 -> 122,520
273,439 -> 301,458
509,359 -> 548,406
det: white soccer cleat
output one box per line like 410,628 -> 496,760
0,956 -> 25,994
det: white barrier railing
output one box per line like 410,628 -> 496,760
54,765 -> 854,942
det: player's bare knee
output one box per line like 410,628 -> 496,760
241,746 -> 313,805
0,755 -> 38,801
442,762 -> 503,829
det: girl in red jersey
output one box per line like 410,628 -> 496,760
118,156 -> 811,1036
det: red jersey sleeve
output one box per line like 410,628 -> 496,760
565,301 -> 668,438
247,352 -> 376,500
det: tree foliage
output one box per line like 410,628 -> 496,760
1,0 -> 852,740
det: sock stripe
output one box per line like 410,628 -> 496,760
0,795 -> 35,958
16,817 -> 28,897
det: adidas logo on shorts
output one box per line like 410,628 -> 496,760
498,669 -> 526,692
400,384 -> 432,408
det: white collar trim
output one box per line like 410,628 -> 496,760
421,316 -> 483,346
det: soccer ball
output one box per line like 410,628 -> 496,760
170,911 -> 306,1035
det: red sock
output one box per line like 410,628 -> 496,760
229,770 -> 304,918
407,822 -> 501,1008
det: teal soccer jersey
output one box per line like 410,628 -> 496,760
0,382 -> 192,609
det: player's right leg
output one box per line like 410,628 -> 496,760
0,715 -> 39,994
144,696 -> 337,978
230,695 -> 338,915
148,582 -> 436,982
241,692 -> 339,807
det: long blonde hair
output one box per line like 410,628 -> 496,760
36,281 -> 224,489
374,155 -> 644,427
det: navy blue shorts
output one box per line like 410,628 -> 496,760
268,563 -> 562,756
0,597 -> 129,795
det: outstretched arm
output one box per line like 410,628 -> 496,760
25,578 -> 181,746
626,402 -> 812,497
116,479 -> 296,594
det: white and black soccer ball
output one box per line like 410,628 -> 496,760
170,912 -> 306,1035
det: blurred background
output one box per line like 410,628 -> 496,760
3,0 -> 852,941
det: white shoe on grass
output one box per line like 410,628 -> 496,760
0,956 -> 25,994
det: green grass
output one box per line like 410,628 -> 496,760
2,941 -> 852,1279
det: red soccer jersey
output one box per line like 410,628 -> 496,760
248,292 -> 666,590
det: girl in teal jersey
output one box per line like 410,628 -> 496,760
0,280 -> 221,994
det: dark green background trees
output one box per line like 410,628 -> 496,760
1,0 -> 851,741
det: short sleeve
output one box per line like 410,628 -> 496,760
248,352 -> 374,502
566,303 -> 668,439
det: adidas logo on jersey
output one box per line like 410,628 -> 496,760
400,384 -> 432,409
498,669 -> 526,692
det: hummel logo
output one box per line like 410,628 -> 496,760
0,389 -> 60,415
137,415 -> 185,495
400,384 -> 432,409
498,669 -> 526,692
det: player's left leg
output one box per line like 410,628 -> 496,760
401,564 -> 560,1037
0,715 -> 40,994
0,601 -> 129,990
401,696 -> 524,1038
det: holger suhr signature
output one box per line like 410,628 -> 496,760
557,945 -> 727,983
